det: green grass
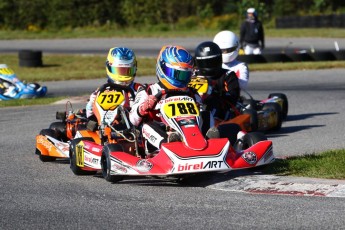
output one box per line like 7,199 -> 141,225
2,54 -> 156,82
263,150 -> 345,179
2,54 -> 345,83
2,28 -> 345,39
0,96 -> 64,107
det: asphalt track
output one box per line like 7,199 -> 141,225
1,37 -> 345,56
1,68 -> 345,229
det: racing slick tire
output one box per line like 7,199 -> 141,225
217,123 -> 242,146
101,144 -> 125,183
262,102 -> 283,131
36,129 -> 60,162
268,93 -> 288,119
241,108 -> 259,131
69,137 -> 97,176
234,132 -> 267,151
49,122 -> 68,141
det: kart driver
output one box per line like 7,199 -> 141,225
86,47 -> 142,121
213,30 -> 249,90
193,41 -> 241,123
129,45 -> 213,155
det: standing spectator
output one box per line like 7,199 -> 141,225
240,8 -> 265,55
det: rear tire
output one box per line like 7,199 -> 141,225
262,102 -> 282,131
49,121 -> 68,141
268,93 -> 288,119
101,144 -> 125,183
69,137 -> 97,175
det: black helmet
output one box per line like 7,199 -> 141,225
194,41 -> 223,79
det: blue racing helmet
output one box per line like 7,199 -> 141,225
156,45 -> 194,89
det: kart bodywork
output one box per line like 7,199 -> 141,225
35,103 -> 92,162
0,64 -> 47,100
94,93 -> 275,182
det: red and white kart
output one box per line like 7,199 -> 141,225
96,90 -> 275,183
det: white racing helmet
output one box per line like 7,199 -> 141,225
213,30 -> 240,63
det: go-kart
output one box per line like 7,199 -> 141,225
188,76 -> 288,132
35,101 -> 93,162
0,64 -> 47,100
68,83 -> 139,175
97,89 -> 274,183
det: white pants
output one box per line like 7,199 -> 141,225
244,45 -> 262,55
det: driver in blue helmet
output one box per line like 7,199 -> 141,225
129,45 -> 212,155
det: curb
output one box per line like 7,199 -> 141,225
208,175 -> 345,197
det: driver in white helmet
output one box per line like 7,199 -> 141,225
213,30 -> 249,90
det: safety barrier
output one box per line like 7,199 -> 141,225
237,51 -> 345,64
276,14 -> 345,28
18,50 -> 43,67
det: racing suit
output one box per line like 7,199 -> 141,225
193,69 -> 240,122
129,82 -> 213,153
222,60 -> 249,90
86,81 -> 142,119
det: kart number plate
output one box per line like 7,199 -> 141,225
76,142 -> 84,167
96,91 -> 125,111
0,67 -> 15,75
188,77 -> 208,94
163,101 -> 199,118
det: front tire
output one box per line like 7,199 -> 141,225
234,132 -> 267,151
69,137 -> 97,175
101,144 -> 125,183
217,123 -> 242,146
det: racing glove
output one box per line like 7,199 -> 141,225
138,95 -> 158,116
86,92 -> 97,118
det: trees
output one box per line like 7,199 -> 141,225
0,0 -> 344,30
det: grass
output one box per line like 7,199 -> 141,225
0,96 -> 64,107
2,54 -> 345,83
263,150 -> 345,179
2,28 -> 345,39
2,54 -> 156,82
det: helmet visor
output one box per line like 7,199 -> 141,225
109,66 -> 136,76
221,46 -> 237,54
161,64 -> 192,83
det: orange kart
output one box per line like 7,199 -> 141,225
188,76 -> 286,132
35,102 -> 96,162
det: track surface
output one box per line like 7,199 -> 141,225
1,37 -> 345,56
1,69 -> 345,229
